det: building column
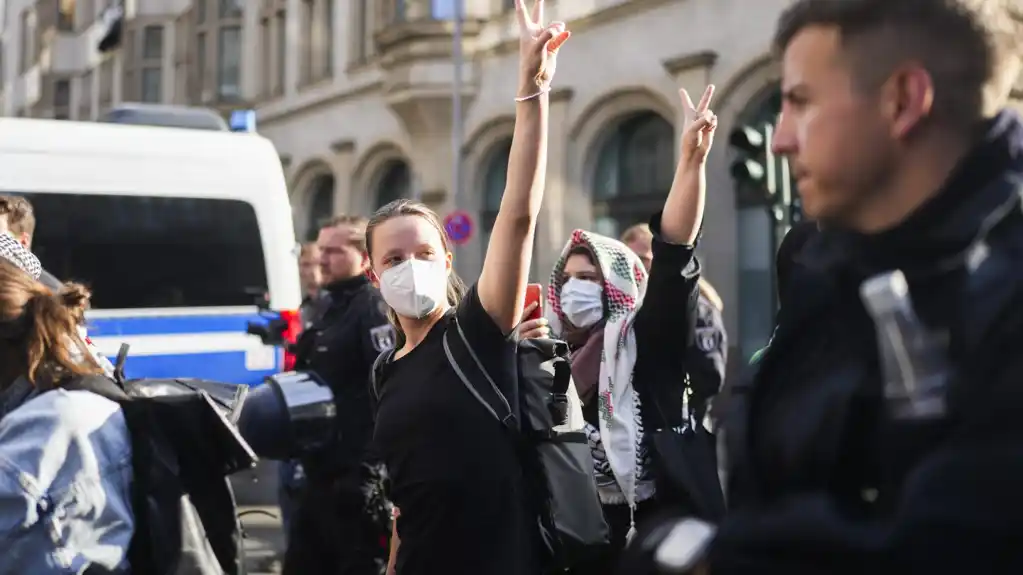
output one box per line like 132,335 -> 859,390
535,87 -> 574,282
328,140 -> 356,215
310,0 -> 327,80
284,0 -> 301,95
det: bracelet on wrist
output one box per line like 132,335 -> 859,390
515,85 -> 551,102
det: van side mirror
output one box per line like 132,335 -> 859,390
245,288 -> 271,311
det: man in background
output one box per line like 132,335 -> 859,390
278,241 -> 325,546
298,241 -> 324,329
284,215 -> 393,575
0,195 -> 60,290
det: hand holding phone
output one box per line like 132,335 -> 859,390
524,283 -> 543,321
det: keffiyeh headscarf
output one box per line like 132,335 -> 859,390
0,233 -> 114,376
546,229 -> 650,511
0,233 -> 41,279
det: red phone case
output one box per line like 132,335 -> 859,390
524,284 -> 542,321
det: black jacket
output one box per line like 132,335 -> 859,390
634,213 -> 702,430
713,111 -> 1023,574
686,295 -> 726,416
285,276 -> 393,575
293,274 -> 394,474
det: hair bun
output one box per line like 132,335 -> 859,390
57,283 -> 92,315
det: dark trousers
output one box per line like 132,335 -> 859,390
277,460 -> 304,546
282,471 -> 390,575
567,498 -> 664,575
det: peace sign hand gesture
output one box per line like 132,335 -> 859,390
515,0 -> 571,99
679,85 -> 718,166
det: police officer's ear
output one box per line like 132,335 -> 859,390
366,266 -> 380,288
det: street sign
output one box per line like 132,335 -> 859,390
444,210 -> 474,245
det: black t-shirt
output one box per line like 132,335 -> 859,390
373,285 -> 538,575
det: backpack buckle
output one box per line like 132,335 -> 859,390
501,413 -> 518,429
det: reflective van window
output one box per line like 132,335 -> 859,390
6,193 -> 268,309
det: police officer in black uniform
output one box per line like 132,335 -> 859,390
284,214 -> 395,575
625,2 -> 1023,574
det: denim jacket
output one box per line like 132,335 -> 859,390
0,378 -> 134,573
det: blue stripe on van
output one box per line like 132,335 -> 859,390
87,313 -> 271,337
89,311 -> 284,387
121,351 -> 278,386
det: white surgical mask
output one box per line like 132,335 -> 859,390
560,278 -> 604,328
379,258 -> 449,319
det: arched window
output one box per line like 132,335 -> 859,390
374,159 -> 412,209
306,174 -> 335,241
480,139 -> 512,244
480,138 -> 540,279
591,112 -> 675,239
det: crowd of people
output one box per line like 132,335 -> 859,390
2,0 -> 1023,573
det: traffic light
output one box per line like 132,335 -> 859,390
728,124 -> 775,197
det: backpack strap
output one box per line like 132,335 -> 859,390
442,318 -> 518,430
370,348 -> 395,402
60,374 -> 131,402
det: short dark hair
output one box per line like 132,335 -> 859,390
322,214 -> 368,252
774,0 -> 1019,130
0,195 -> 35,237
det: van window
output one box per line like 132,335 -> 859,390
6,192 -> 268,310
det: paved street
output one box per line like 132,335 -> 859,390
233,461 -> 286,575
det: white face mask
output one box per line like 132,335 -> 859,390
560,277 -> 604,328
379,258 -> 449,319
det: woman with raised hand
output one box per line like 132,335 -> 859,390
545,85 -> 719,574
368,1 -> 570,574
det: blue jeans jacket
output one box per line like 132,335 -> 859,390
0,380 -> 134,573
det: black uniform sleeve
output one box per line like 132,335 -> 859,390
361,292 -> 396,364
709,343 -> 1023,574
633,211 -> 701,370
686,297 -> 727,406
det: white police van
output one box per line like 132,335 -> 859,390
0,107 -> 301,385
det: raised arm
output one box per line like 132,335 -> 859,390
660,86 -> 717,244
477,0 -> 570,333
634,86 -> 717,359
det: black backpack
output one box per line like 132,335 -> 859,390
371,320 -> 609,572
62,346 -> 256,575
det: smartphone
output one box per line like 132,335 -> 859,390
524,283 -> 543,321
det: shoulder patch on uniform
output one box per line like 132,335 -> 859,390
695,326 -> 718,353
370,324 -> 396,353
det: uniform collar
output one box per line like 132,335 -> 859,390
324,274 -> 370,297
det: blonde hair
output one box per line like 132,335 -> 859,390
698,277 -> 723,311
620,223 -> 653,245
0,259 -> 101,388
365,199 -> 467,346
